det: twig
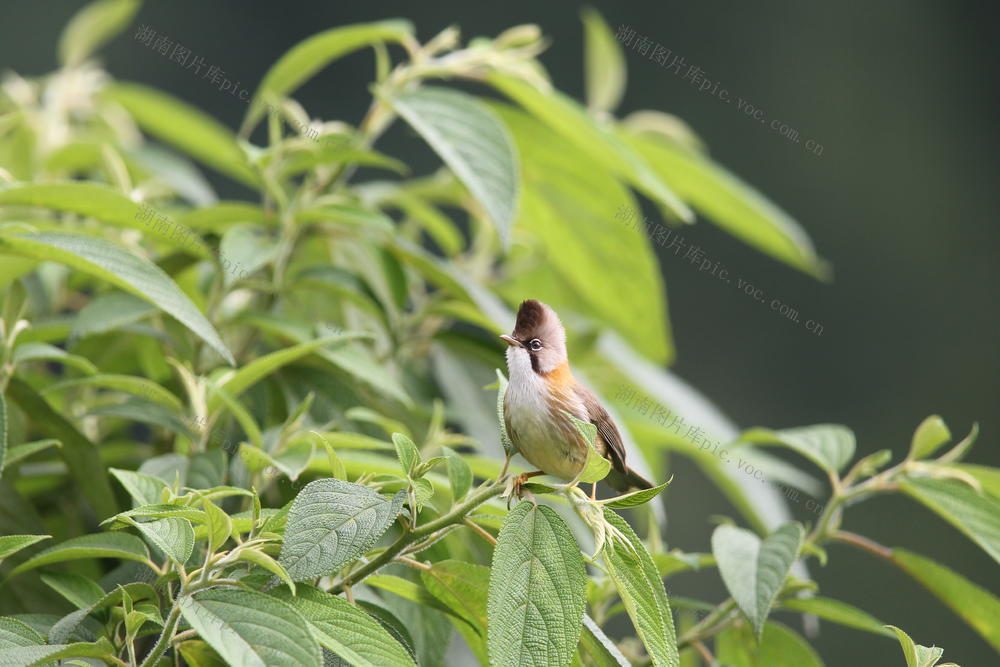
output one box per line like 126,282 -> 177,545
831,530 -> 893,560
396,556 -> 432,572
692,640 -> 715,664
464,518 -> 497,545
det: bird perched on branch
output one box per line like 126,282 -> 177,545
500,299 -> 653,495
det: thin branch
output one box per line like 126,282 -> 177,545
396,556 -> 432,572
464,518 -> 497,545
831,530 -> 893,560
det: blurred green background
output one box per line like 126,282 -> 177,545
2,1 -> 997,663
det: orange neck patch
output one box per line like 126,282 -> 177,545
542,361 -> 574,388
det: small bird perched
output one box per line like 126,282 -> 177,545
500,299 -> 653,494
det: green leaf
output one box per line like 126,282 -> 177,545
892,548 -> 1000,651
70,291 -> 157,341
899,476 -> 1000,565
202,498 -> 234,553
0,182 -> 209,256
0,639 -> 115,666
110,468 -> 171,506
442,447 -> 472,502
779,596 -> 894,637
0,392 -> 5,480
603,479 -> 671,509
278,479 -> 404,581
716,620 -> 824,667
58,0 -> 140,67
127,516 -> 194,567
207,334 -> 351,413
39,572 -> 106,610
602,509 -> 679,667
219,224 -> 278,286
579,613 -> 630,666
0,616 -> 44,648
242,20 -> 413,133
0,233 -> 234,364
7,532 -> 149,579
909,415 -> 952,460
391,432 -> 421,477
235,548 -> 295,595
581,8 -> 625,114
12,342 -> 97,375
271,585 -> 415,667
487,74 -> 692,223
6,377 -> 117,519
886,625 -> 955,667
0,534 -> 50,561
566,412 -> 611,483
738,424 -> 855,474
496,369 -> 515,458
422,559 -> 490,631
179,589 -> 321,667
944,463 -> 1000,501
711,522 -> 804,638
487,502 -> 586,667
623,131 -> 826,276
104,82 -> 257,186
45,374 -> 184,411
390,87 -> 519,247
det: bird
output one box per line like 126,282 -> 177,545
500,299 -> 653,495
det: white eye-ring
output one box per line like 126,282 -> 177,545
529,339 -> 542,351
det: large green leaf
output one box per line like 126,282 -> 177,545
900,477 -> 1000,565
716,620 -> 824,667
271,585 -> 415,667
44,374 -> 183,411
0,233 -> 234,364
711,522 -> 804,638
0,534 -> 50,562
179,589 -> 321,667
487,502 -> 586,667
487,73 -> 692,223
241,20 -> 413,133
0,639 -> 115,666
581,8 -> 625,114
602,509 -> 679,667
422,560 -> 490,663
105,82 -> 257,186
6,377 -> 117,519
58,0 -> 140,67
7,533 -> 149,579
128,517 -> 194,567
623,131 -> 826,276
70,291 -> 157,341
0,182 -> 209,256
0,616 -> 44,648
779,596 -> 893,638
492,105 -> 672,363
892,548 -> 1000,651
208,334 -> 354,413
738,424 -> 855,475
390,87 -> 519,247
278,479 -> 404,581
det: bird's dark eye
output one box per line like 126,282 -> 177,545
529,338 -> 542,351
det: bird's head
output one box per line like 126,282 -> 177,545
500,299 -> 567,374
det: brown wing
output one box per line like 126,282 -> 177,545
574,384 -> 628,475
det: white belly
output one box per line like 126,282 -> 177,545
504,348 -> 587,481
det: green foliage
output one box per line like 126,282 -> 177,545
0,4 -> 994,666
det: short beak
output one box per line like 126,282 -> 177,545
499,334 -> 523,348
